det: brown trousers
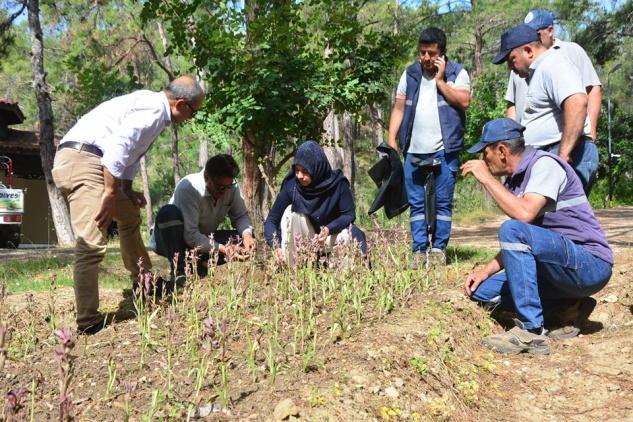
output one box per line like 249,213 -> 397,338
52,148 -> 152,329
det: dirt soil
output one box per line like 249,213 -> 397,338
0,207 -> 631,421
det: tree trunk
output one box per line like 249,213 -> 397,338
323,109 -> 335,145
158,20 -> 183,185
473,25 -> 483,79
169,127 -> 181,185
369,104 -> 385,146
322,109 -> 345,172
27,0 -> 75,245
342,111 -> 355,196
241,135 -> 270,237
140,157 -> 153,229
391,0 -> 399,107
198,134 -> 208,170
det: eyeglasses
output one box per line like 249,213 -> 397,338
183,100 -> 199,117
213,180 -> 237,191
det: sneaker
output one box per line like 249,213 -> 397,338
409,250 -> 427,270
427,248 -> 447,266
545,297 -> 597,340
481,320 -> 550,355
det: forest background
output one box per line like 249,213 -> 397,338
1,0 -> 632,244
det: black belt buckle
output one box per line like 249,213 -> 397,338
410,156 -> 441,169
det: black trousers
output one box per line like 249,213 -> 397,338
153,204 -> 239,278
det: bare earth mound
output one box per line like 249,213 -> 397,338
0,207 -> 631,421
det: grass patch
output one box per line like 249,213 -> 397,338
0,245 -> 132,293
447,244 -> 497,264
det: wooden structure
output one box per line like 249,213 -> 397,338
0,99 -> 59,245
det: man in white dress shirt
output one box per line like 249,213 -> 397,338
52,75 -> 204,334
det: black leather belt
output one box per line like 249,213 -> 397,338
57,142 -> 103,157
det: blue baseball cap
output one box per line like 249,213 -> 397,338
467,118 -> 525,153
524,10 -> 554,30
491,24 -> 540,64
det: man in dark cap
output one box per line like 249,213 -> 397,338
492,24 -> 599,196
506,9 -> 602,141
461,118 -> 612,355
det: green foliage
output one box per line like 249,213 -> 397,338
0,5 -> 23,67
463,72 -> 507,152
592,104 -> 633,207
59,58 -> 143,120
141,0 -> 402,177
408,356 -> 428,376
0,248 -> 129,293
3,0 -> 633,221
0,21 -> 37,125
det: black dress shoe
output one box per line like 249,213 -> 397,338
78,317 -> 110,335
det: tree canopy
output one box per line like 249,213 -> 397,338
1,0 -> 633,229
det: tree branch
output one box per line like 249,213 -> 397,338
140,33 -> 175,81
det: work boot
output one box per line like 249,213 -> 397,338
427,248 -> 447,266
78,314 -> 112,336
545,297 -> 597,340
482,319 -> 550,355
409,250 -> 427,270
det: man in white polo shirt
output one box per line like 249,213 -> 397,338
387,27 -> 471,269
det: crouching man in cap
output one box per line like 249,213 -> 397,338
461,118 -> 612,355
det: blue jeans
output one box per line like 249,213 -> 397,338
404,150 -> 458,253
549,138 -> 598,196
471,220 -> 612,330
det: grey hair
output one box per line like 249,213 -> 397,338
164,75 -> 204,102
498,137 -> 526,155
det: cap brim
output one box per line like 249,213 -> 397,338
491,49 -> 510,65
524,22 -> 550,31
467,142 -> 488,153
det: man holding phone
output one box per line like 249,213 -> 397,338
387,27 -> 471,269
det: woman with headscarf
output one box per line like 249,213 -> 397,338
264,140 -> 367,266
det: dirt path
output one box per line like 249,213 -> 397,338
3,207 -> 632,260
450,206 -> 633,251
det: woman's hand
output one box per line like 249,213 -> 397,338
317,226 -> 330,243
274,248 -> 286,264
